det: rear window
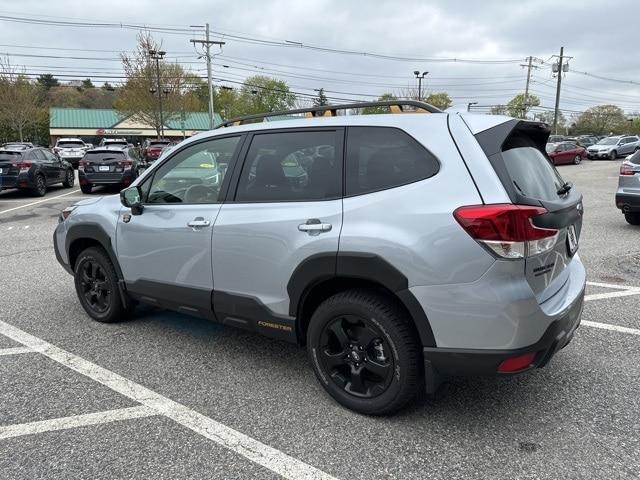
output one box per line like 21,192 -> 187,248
629,150 -> 640,165
149,141 -> 170,147
502,146 -> 564,201
58,141 -> 84,148
0,152 -> 22,160
84,151 -> 125,162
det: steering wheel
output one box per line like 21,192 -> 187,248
184,184 -> 213,203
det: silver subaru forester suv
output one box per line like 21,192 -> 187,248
54,101 -> 586,415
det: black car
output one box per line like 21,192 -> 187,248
0,147 -> 74,196
78,146 -> 141,194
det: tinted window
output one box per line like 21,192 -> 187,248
502,146 -> 565,201
33,150 -> 46,161
147,136 -> 240,204
0,152 -> 21,161
235,130 -> 341,202
42,150 -> 57,161
629,150 -> 640,165
345,127 -> 439,196
83,151 -> 126,163
57,141 -> 84,148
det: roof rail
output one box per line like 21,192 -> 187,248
216,100 -> 442,128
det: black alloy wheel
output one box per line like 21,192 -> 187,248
33,174 -> 46,196
63,169 -> 74,187
319,315 -> 394,398
79,260 -> 112,314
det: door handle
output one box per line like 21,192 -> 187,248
187,217 -> 211,229
298,219 -> 332,235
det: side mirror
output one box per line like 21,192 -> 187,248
120,186 -> 144,215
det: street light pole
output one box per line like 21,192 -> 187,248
413,71 -> 428,101
467,102 -> 478,112
149,49 -> 166,139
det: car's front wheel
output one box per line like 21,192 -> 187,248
610,150 -> 617,160
74,247 -> 128,323
574,155 -> 582,165
62,169 -> 74,188
307,289 -> 422,415
624,212 -> 640,225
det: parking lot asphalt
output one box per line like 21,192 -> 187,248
0,162 -> 639,480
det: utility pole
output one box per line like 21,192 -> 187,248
149,49 -> 166,139
191,24 -> 225,129
553,47 -> 564,135
522,56 -> 533,119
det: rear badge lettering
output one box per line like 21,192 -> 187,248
257,320 -> 293,332
533,263 -> 555,277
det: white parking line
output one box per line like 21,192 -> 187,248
586,281 -> 640,291
0,346 -> 32,356
0,320 -> 337,480
0,406 -> 157,440
0,189 -> 80,216
582,320 -> 640,336
584,290 -> 640,302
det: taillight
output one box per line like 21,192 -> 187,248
620,163 -> 636,176
12,161 -> 32,171
453,204 -> 559,259
117,160 -> 133,166
78,160 -> 88,172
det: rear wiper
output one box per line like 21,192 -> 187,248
557,181 -> 573,196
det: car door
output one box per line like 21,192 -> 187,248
556,143 -> 570,164
42,149 -> 65,182
211,128 -> 344,339
115,134 -> 243,318
619,137 -> 631,155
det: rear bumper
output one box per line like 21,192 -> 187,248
615,192 -> 640,212
80,171 -> 135,186
0,171 -> 35,190
423,290 -> 583,380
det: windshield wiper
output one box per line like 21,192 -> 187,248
557,181 -> 573,196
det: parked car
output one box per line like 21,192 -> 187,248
546,141 -> 586,165
2,142 -> 34,150
54,102 -> 586,415
98,138 -> 129,148
615,150 -> 640,225
586,135 -> 640,160
78,146 -> 141,194
53,138 -> 89,168
142,139 -> 172,163
576,135 -> 598,148
548,134 -> 567,143
0,146 -> 74,196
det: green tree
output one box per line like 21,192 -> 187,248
313,88 -> 329,107
362,93 -> 398,114
82,78 -> 94,89
238,75 -> 296,115
424,92 -> 452,110
490,104 -> 507,115
37,73 -> 59,90
573,105 -> 628,135
534,110 -> 567,129
0,60 -> 44,141
114,32 -> 203,137
506,93 -> 540,118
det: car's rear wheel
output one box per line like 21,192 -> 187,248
307,289 -> 422,415
31,174 -> 46,197
80,184 -> 92,194
74,247 -> 128,323
574,155 -> 582,165
624,212 -> 640,225
610,150 -> 617,160
62,169 -> 74,188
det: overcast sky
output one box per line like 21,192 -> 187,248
1,0 -> 639,119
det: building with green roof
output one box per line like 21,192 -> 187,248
49,107 -> 221,144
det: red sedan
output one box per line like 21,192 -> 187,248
546,141 -> 586,165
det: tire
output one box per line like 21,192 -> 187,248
574,155 -> 582,165
31,174 -> 46,197
80,184 -> 92,194
306,289 -> 422,415
74,247 -> 128,323
610,150 -> 617,160
624,212 -> 640,225
62,169 -> 75,188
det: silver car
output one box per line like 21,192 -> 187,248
616,150 -> 640,224
587,135 -> 640,160
54,101 -> 586,415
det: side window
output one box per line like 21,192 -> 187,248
345,127 -> 439,196
42,150 -> 57,161
33,150 -> 46,161
146,136 -> 240,204
235,130 -> 341,202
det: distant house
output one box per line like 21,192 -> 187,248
49,108 -> 221,145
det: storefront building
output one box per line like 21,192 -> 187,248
49,108 -> 222,146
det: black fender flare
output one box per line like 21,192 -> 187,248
65,222 -> 124,282
287,252 -> 437,348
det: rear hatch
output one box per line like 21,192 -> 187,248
618,151 -> 640,195
473,120 -> 583,303
82,150 -> 127,176
0,151 -> 23,180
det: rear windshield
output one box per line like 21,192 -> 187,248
58,141 -> 84,148
84,151 -> 125,162
149,141 -> 170,147
0,152 -> 22,160
502,146 -> 565,201
628,150 -> 640,165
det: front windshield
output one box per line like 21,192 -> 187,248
597,138 -> 619,145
